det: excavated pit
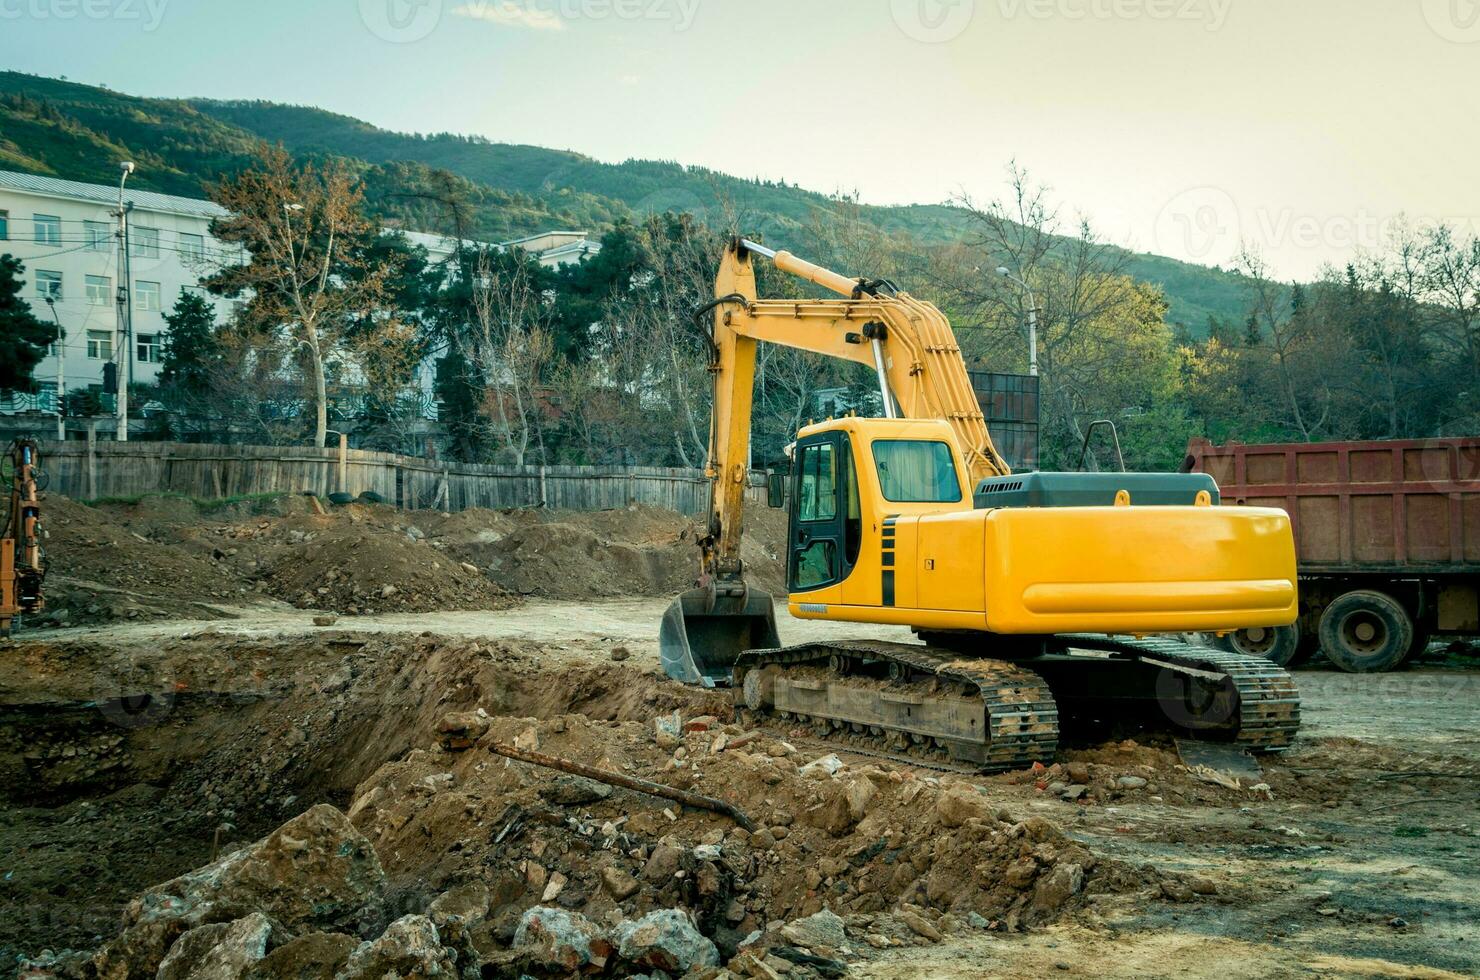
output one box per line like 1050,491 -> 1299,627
0,632 -> 725,961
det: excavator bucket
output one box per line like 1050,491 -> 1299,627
659,586 -> 780,687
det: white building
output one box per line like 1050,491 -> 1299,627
0,170 -> 235,421
0,169 -> 603,438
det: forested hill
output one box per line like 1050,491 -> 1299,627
1,70 -> 1252,328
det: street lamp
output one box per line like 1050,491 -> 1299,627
115,160 -> 135,442
282,202 -> 304,265
43,296 -> 64,441
997,266 -> 1038,378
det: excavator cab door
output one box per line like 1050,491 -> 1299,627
789,431 -> 856,592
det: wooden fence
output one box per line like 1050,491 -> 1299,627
28,437 -> 767,515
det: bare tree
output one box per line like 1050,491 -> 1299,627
933,165 -> 1163,467
1420,224 -> 1480,382
208,147 -> 400,447
1235,247 -> 1327,441
457,250 -> 555,465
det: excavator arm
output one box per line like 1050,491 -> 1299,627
699,238 -> 1008,588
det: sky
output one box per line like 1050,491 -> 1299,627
1,0 -> 1476,281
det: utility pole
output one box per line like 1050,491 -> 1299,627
43,297 -> 64,441
997,266 -> 1039,377
114,161 -> 135,442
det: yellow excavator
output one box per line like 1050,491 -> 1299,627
659,239 -> 1301,769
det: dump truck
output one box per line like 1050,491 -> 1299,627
657,239 -> 1302,770
1186,437 -> 1480,672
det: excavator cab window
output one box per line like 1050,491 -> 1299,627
790,432 -> 857,592
873,439 -> 962,503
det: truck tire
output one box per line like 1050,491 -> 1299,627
1220,624 -> 1305,667
1319,590 -> 1414,673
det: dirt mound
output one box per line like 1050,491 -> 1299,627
428,504 -> 787,599
255,515 -> 517,615
23,494 -> 786,629
33,495 -> 255,627
352,710 -> 1158,957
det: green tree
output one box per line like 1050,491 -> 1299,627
0,254 -> 55,394
159,289 -> 220,400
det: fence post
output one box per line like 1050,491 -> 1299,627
85,421 -> 97,500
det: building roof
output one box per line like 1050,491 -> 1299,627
396,228 -> 600,263
0,170 -> 230,220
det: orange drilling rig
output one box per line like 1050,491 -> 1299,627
1,438 -> 45,637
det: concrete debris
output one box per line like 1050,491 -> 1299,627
654,711 -> 683,749
936,785 -> 993,828
601,866 -> 641,901
614,908 -> 720,973
337,914 -> 457,980
513,907 -> 614,972
243,932 -> 357,979
799,754 -> 845,778
539,774 -> 615,805
896,907 -> 943,942
779,908 -> 847,953
157,913 -> 280,980
437,710 -> 491,751
92,805 -> 383,980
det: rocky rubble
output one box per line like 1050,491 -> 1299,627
89,804 -> 384,979
27,695 -> 1192,980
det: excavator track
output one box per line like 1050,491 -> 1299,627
734,640 -> 1060,771
732,635 -> 1300,773
1049,633 -> 1301,752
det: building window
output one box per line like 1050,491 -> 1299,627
0,209 -> 8,240
136,334 -> 159,363
86,274 -> 112,306
85,220 -> 112,251
35,270 -> 62,300
87,330 -> 114,360
34,214 -> 61,246
179,232 -> 205,260
135,280 -> 161,312
131,226 -> 160,258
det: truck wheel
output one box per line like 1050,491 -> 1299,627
1221,624 -> 1304,668
1319,590 -> 1414,673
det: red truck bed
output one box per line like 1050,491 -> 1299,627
1187,437 -> 1480,573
